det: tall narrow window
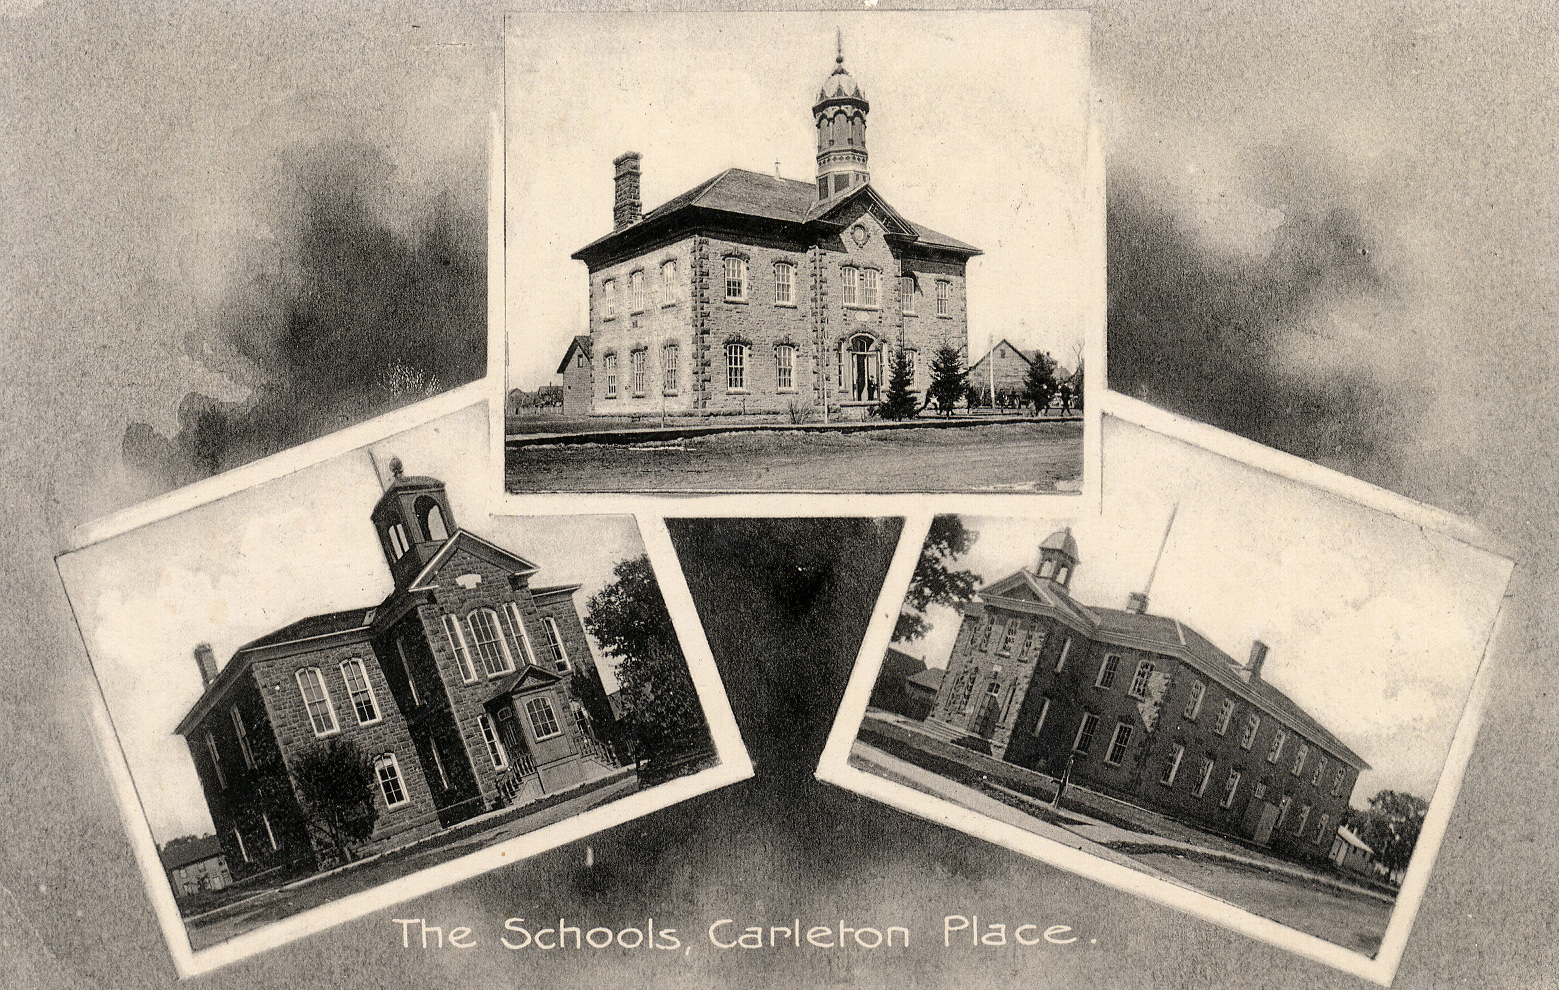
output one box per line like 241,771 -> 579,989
725,343 -> 747,390
904,348 -> 917,384
1240,713 -> 1261,749
466,608 -> 515,678
1162,744 -> 1185,785
1055,637 -> 1072,673
261,811 -> 278,851
861,268 -> 879,308
631,349 -> 647,396
1221,769 -> 1242,808
774,262 -> 794,305
231,706 -> 254,769
603,353 -> 618,398
976,617 -> 994,651
478,713 -> 507,769
427,740 -> 450,790
841,266 -> 859,306
1277,794 -> 1293,828
1295,802 -> 1312,836
525,696 -> 562,740
1184,680 -> 1205,720
232,827 -> 250,863
502,602 -> 535,666
396,635 -> 421,707
375,755 -> 408,807
1316,813 -> 1331,845
1095,654 -> 1120,689
724,257 -> 746,301
1194,758 -> 1215,797
1333,766 -> 1348,797
339,659 -> 380,725
629,270 -> 645,313
442,614 -> 475,683
205,730 -> 227,789
775,345 -> 794,390
935,280 -> 950,317
953,669 -> 976,713
295,668 -> 338,736
1073,712 -> 1099,755
603,279 -> 618,320
1293,743 -> 1310,776
1105,721 -> 1133,766
388,523 -> 409,559
424,504 -> 448,541
1267,728 -> 1287,763
900,276 -> 916,314
1215,698 -> 1236,735
1031,696 -> 1051,735
660,259 -> 678,304
542,617 -> 571,672
1312,754 -> 1328,787
1129,659 -> 1156,698
998,618 -> 1020,656
662,343 -> 678,394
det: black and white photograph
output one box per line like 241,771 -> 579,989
822,411 -> 1512,985
56,403 -> 749,975
503,12 -> 1097,494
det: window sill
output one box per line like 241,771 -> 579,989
775,302 -> 798,309
661,301 -> 678,308
662,390 -> 679,397
843,305 -> 881,313
726,388 -> 751,395
776,388 -> 797,394
724,297 -> 748,305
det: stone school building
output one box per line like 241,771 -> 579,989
927,529 -> 1370,864
175,462 -> 622,882
560,42 -> 981,419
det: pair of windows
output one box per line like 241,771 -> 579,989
229,813 -> 281,863
1240,713 -> 1261,750
295,659 -> 381,738
1073,713 -> 1132,765
841,266 -> 880,308
1093,653 -> 1158,693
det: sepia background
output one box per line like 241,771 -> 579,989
4,2 -> 1557,989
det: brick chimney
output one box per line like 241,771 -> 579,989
1126,591 -> 1149,614
194,643 -> 219,688
612,152 -> 642,230
1247,640 -> 1269,680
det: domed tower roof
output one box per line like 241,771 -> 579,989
1039,527 -> 1079,562
817,50 -> 865,103
812,32 -> 872,203
1036,527 -> 1080,590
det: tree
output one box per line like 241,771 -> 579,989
1023,350 -> 1060,416
876,348 -> 919,420
894,514 -> 982,642
1347,789 -> 1429,880
292,738 -> 379,866
926,344 -> 969,416
585,555 -> 708,761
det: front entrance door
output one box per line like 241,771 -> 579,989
849,335 -> 879,401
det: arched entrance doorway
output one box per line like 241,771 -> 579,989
848,333 -> 880,402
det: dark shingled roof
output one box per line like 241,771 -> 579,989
159,835 -> 225,872
906,667 -> 946,692
555,335 -> 592,374
235,608 -> 374,652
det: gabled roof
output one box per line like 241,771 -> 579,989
486,663 -> 564,703
159,835 -> 225,872
405,529 -> 542,593
972,566 -> 1371,770
572,168 -> 980,263
555,335 -> 592,374
236,608 -> 375,652
906,667 -> 946,692
530,583 -> 583,601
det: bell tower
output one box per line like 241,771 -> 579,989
814,31 -> 870,202
370,457 -> 457,589
1036,527 -> 1079,589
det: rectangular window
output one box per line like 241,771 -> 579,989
726,343 -> 746,390
631,349 -> 647,396
977,617 -> 995,651
1254,780 -> 1268,801
427,740 -> 449,790
1316,813 -> 1331,845
629,270 -> 645,313
1162,744 -> 1185,785
1194,758 -> 1215,797
1129,659 -> 1155,698
724,256 -> 746,301
1333,766 -> 1348,797
904,348 -> 917,384
231,706 -> 254,769
232,827 -> 249,863
1184,680 -> 1205,720
1072,712 -> 1099,755
1215,698 -> 1236,736
603,354 -> 618,398
1277,794 -> 1293,828
503,601 -> 535,666
1295,802 -> 1312,836
205,730 -> 227,789
774,262 -> 793,305
776,345 -> 794,390
662,343 -> 678,393
936,281 -> 950,317
375,755 -> 408,807
842,266 -> 859,306
478,713 -> 507,769
1267,728 -> 1287,763
861,268 -> 879,308
542,617 -> 571,672
900,276 -> 916,314
1095,654 -> 1120,689
340,659 -> 380,724
1312,754 -> 1328,788
262,811 -> 278,851
467,609 -> 514,677
1055,637 -> 1072,673
602,278 -> 617,320
1293,743 -> 1309,777
1104,722 -> 1133,766
1032,696 -> 1051,735
525,696 -> 562,740
295,668 -> 338,736
1221,769 -> 1242,808
1240,713 -> 1260,750
441,614 -> 475,683
998,618 -> 1020,655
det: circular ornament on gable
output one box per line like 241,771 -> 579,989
850,223 -> 870,247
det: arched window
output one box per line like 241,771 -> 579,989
629,270 -> 645,313
466,608 -> 515,677
295,668 -> 339,736
602,278 -> 618,320
415,496 -> 447,543
525,696 -> 562,740
603,353 -> 618,398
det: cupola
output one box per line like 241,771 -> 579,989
814,31 -> 871,202
370,457 -> 456,589
1036,527 -> 1079,589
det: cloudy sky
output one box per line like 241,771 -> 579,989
505,10 -> 1096,389
899,417 -> 1511,805
58,406 -> 647,843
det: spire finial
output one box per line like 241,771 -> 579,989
836,28 -> 844,65
389,456 -> 404,479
